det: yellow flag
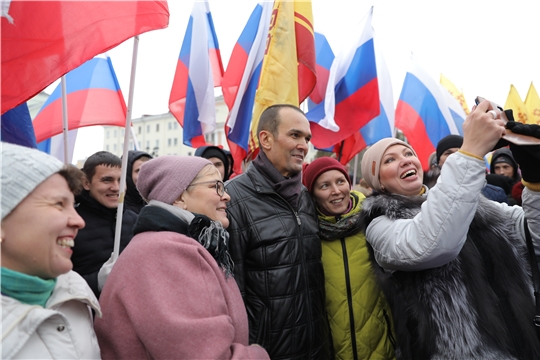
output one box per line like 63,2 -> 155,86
440,74 -> 470,114
524,82 -> 540,125
248,0 -> 315,157
504,85 -> 529,124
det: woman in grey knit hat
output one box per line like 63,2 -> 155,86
1,142 -> 101,359
359,100 -> 540,359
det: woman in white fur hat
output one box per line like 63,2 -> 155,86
1,142 -> 101,359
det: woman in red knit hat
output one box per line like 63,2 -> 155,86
303,157 -> 396,360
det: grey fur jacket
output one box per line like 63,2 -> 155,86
361,152 -> 540,359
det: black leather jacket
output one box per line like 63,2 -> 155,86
225,163 -> 331,360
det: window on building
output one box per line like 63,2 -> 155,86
168,122 -> 172,130
173,138 -> 178,146
168,138 -> 171,147
113,144 -> 117,152
146,125 -> 150,133
113,130 -> 117,137
146,140 -> 150,149
106,130 -> 110,139
155,139 -> 159,148
156,124 -> 160,132
138,126 -> 142,134
106,145 -> 110,151
174,122 -> 178,129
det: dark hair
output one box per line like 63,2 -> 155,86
257,104 -> 305,142
82,151 -> 121,181
58,165 -> 85,195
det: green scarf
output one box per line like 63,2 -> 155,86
318,191 -> 366,241
1,267 -> 57,308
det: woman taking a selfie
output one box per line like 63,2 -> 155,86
360,100 -> 540,359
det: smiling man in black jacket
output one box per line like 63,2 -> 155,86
225,104 -> 332,359
71,151 -> 137,298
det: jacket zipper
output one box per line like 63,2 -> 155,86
340,233 -> 358,360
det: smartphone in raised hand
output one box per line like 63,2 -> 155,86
475,96 -> 540,145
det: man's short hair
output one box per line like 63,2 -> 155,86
257,104 -> 305,142
82,151 -> 121,181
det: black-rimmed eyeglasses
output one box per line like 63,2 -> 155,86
187,180 -> 225,197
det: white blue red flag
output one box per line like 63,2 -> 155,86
169,0 -> 224,148
222,2 -> 272,174
395,54 -> 463,169
333,40 -> 395,164
1,0 -> 169,114
308,32 -> 335,111
307,7 -> 379,149
32,55 -> 126,143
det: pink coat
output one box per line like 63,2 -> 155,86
95,231 -> 269,360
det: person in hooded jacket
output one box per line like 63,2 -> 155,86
124,150 -> 152,214
195,145 -> 231,181
1,143 -> 101,360
490,147 -> 521,185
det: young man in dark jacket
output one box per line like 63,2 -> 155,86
71,151 -> 137,298
225,104 -> 332,359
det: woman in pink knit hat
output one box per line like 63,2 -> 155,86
359,100 -> 540,359
95,156 -> 269,360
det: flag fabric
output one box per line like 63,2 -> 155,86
0,102 -> 37,148
333,38 -> 395,165
37,130 -> 79,164
248,0 -> 316,158
32,55 -> 127,143
524,82 -> 540,125
222,2 -> 273,174
1,0 -> 169,114
169,0 -> 224,148
440,83 -> 466,136
308,32 -> 335,110
440,74 -> 470,114
504,85 -> 529,124
307,7 -> 379,149
395,54 -> 461,170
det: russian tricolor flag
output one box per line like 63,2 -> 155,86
333,40 -> 395,164
169,0 -> 224,148
308,32 -> 335,110
222,2 -> 272,174
395,54 -> 463,169
32,54 -> 126,143
307,7 -> 379,149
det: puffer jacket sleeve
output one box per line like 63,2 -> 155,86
366,152 -> 486,271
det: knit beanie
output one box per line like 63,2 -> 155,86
136,156 -> 212,205
194,146 -> 230,180
303,157 -> 351,194
1,142 -> 64,220
361,138 -> 417,192
436,135 -> 463,164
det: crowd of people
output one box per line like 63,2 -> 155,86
2,100 -> 540,359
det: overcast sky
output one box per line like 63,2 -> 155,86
56,0 -> 539,162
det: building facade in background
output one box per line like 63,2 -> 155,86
103,96 -> 229,157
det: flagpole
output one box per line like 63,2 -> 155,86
61,76 -> 69,164
130,126 -> 140,150
113,35 -> 139,262
352,153 -> 359,188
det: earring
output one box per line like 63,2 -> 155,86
381,185 -> 385,192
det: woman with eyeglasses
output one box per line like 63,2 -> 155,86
95,156 -> 269,360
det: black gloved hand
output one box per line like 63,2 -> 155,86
505,121 -> 540,183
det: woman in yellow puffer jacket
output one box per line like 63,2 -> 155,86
303,157 -> 395,360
